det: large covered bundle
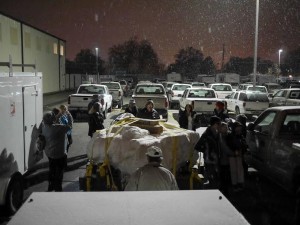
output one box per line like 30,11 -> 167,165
87,117 -> 200,175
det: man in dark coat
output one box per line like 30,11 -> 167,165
137,100 -> 160,119
194,116 -> 221,189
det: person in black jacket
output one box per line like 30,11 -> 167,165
213,101 -> 229,122
137,100 -> 160,119
125,99 -> 138,116
178,104 -> 197,130
194,116 -> 221,189
88,102 -> 105,138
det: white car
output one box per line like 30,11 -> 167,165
207,83 -> 233,99
169,83 -> 192,108
179,88 -> 221,114
245,85 -> 268,93
101,81 -> 123,108
225,91 -> 269,117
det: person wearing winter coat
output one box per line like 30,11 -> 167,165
213,101 -> 229,122
227,121 -> 247,191
125,146 -> 178,191
178,104 -> 197,130
88,102 -> 105,138
194,116 -> 222,189
125,99 -> 138,116
136,100 -> 160,119
42,112 -> 69,192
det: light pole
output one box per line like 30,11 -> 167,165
278,49 -> 283,67
95,47 -> 99,83
253,0 -> 259,88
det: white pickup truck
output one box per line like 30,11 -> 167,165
179,88 -> 222,114
68,84 -> 113,118
269,88 -> 300,107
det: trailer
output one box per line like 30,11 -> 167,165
0,61 -> 43,214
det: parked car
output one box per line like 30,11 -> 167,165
68,84 -> 113,118
132,83 -> 169,120
246,106 -> 300,194
179,87 -> 221,114
169,83 -> 192,108
263,82 -> 281,94
237,83 -> 252,91
269,88 -> 300,107
225,91 -> 269,117
162,81 -> 176,91
245,85 -> 268,93
101,81 -> 123,108
207,83 -> 233,99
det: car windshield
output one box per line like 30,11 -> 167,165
136,85 -> 165,94
78,86 -> 105,94
211,85 -> 232,91
102,83 -> 120,89
188,90 -> 216,98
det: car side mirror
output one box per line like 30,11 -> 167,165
247,123 -> 255,131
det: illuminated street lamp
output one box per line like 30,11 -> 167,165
278,49 -> 283,67
95,47 -> 99,83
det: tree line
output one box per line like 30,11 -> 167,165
66,37 -> 300,78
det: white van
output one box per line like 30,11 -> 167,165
0,68 -> 43,214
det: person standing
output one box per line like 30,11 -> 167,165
213,101 -> 229,122
178,104 -> 197,130
42,112 -> 69,192
194,116 -> 221,189
88,102 -> 105,138
125,146 -> 178,191
228,122 -> 246,191
59,105 -> 73,152
136,100 -> 160,119
125,99 -> 138,116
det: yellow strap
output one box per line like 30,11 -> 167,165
85,163 -> 93,192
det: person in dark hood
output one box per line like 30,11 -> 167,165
194,116 -> 222,189
137,100 -> 160,119
125,99 -> 138,116
213,101 -> 229,122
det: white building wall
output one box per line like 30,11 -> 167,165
0,13 -> 66,93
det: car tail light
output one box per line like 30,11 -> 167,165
68,96 -> 70,104
243,102 -> 246,107
165,98 -> 169,108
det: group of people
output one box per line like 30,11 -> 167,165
40,96 -> 247,194
41,105 -> 73,192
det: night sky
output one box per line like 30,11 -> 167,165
0,0 -> 299,66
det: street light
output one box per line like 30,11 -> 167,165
95,47 -> 99,83
278,49 -> 283,67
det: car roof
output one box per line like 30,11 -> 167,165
210,83 -> 232,86
187,87 -> 214,91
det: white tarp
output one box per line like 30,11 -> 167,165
87,118 -> 200,175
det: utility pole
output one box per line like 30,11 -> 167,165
221,43 -> 225,72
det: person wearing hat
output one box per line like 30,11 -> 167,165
194,115 -> 222,189
125,146 -> 178,191
87,94 -> 105,118
213,101 -> 229,122
41,112 -> 70,192
136,99 -> 160,119
125,99 -> 138,116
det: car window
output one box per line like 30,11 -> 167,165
274,90 -> 284,97
102,83 -> 120,89
188,89 -> 215,98
254,111 -> 276,134
289,90 -> 300,99
211,85 -> 232,91
78,86 -> 105,94
246,93 -> 269,102
239,92 -> 247,101
247,86 -> 267,93
136,85 -> 164,94
279,113 -> 300,137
